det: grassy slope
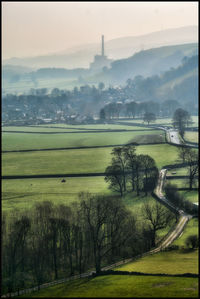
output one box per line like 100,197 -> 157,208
173,218 -> 198,247
115,250 -> 198,274
3,121 -> 198,298
20,275 -> 198,298
157,69 -> 197,97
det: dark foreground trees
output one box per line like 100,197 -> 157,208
2,195 -> 150,294
142,202 -> 174,247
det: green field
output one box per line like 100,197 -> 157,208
179,191 -> 199,204
1,177 -> 160,217
2,177 -> 110,212
118,118 -> 173,126
184,131 -> 199,143
2,120 -> 199,298
166,178 -> 198,189
115,250 -> 198,274
2,129 -> 164,151
21,275 -> 198,298
2,144 -> 179,176
2,124 -> 152,132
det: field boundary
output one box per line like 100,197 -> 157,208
2,142 -> 166,153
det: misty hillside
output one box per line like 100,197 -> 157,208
3,26 -> 198,69
94,43 -> 198,84
2,43 -> 198,95
125,54 -> 198,109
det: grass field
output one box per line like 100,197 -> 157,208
2,176 -> 110,212
2,124 -> 153,132
2,144 -> 179,176
20,274 -> 198,298
2,129 -> 164,151
1,177 -> 157,216
179,191 -> 199,204
115,249 -> 198,274
184,131 -> 199,143
2,120 -> 199,298
165,178 -> 198,189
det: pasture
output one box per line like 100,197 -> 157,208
2,144 -> 179,176
115,250 -> 198,274
2,129 -> 164,151
20,275 -> 198,298
2,120 -> 199,298
184,131 -> 198,143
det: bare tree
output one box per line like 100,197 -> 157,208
185,148 -> 199,189
79,193 -> 136,273
178,146 -> 191,163
142,201 -> 174,247
139,154 -> 158,196
172,108 -> 191,138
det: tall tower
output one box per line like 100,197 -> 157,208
101,35 -> 104,57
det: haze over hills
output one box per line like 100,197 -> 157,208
3,26 -> 198,69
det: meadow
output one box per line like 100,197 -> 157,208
2,129 -> 164,151
2,144 -> 179,176
184,131 -> 198,143
21,274 -> 198,298
115,250 -> 198,274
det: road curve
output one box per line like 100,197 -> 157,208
151,168 -> 193,253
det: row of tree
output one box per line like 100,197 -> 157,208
99,99 -> 182,121
2,194 -> 175,294
105,146 -> 159,196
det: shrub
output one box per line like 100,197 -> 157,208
185,235 -> 199,249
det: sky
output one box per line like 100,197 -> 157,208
2,1 -> 198,59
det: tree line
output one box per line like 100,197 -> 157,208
105,146 -> 159,197
99,99 -> 182,121
2,192 -> 175,294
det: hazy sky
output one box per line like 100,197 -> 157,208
2,1 -> 198,59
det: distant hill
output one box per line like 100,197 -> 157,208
121,54 -> 198,113
2,43 -> 198,95
94,43 -> 198,84
3,26 -> 198,69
